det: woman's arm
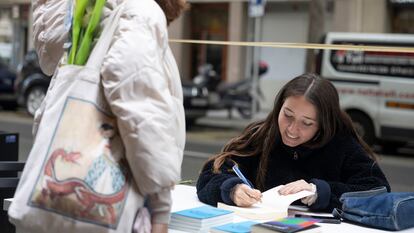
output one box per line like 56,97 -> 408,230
32,0 -> 69,75
196,156 -> 258,206
197,160 -> 238,206
101,11 -> 184,224
310,137 -> 390,211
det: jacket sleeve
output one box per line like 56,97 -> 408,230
32,0 -> 69,75
197,158 -> 255,206
197,160 -> 237,206
101,16 -> 184,223
310,137 -> 390,211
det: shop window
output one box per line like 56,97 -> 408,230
190,3 -> 229,80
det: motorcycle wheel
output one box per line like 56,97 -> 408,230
237,107 -> 251,119
25,85 -> 46,116
237,101 -> 260,119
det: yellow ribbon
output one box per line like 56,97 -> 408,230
169,39 -> 414,53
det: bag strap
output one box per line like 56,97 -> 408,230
85,2 -> 125,70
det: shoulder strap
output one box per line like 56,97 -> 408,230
86,2 -> 125,70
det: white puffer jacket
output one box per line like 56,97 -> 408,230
32,0 -> 185,224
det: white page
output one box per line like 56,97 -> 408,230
257,185 -> 314,210
217,185 -> 315,220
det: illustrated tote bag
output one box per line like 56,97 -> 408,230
8,4 -> 144,233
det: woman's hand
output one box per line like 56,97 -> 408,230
231,184 -> 262,207
278,179 -> 318,206
278,179 -> 313,195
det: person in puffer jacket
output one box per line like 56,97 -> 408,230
32,0 -> 187,232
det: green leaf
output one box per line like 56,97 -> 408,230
75,0 -> 106,65
68,0 -> 89,64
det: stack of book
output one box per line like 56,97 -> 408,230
169,205 -> 234,233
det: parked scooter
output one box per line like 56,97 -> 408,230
192,61 -> 268,119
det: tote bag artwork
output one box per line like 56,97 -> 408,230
30,97 -> 129,226
8,4 -> 144,233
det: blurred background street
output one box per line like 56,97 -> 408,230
1,109 -> 413,192
1,1 -> 414,233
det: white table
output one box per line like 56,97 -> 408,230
170,185 -> 414,233
4,185 -> 414,233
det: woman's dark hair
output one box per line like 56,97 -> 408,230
206,73 -> 376,190
155,0 -> 189,25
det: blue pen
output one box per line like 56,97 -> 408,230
232,164 -> 252,189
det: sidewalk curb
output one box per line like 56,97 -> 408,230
0,111 -> 33,125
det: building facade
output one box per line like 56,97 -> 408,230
0,0 -> 31,69
1,0 -> 413,110
169,0 -> 413,110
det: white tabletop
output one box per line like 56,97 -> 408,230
4,185 -> 414,233
170,185 -> 414,233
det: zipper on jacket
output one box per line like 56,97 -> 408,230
293,151 -> 298,160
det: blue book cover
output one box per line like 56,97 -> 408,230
173,205 -> 233,219
211,221 -> 258,233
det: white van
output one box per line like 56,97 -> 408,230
319,32 -> 414,149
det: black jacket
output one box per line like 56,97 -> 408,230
196,134 -> 390,212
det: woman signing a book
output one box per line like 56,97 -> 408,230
196,73 -> 390,212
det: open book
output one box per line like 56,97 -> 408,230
217,185 -> 314,220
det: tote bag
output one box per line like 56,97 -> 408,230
8,3 -> 145,233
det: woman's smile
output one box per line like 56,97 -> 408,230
286,131 -> 299,139
282,131 -> 300,146
278,95 -> 319,147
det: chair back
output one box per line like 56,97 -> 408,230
1,161 -> 25,233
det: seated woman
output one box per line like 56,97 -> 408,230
196,73 -> 390,212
